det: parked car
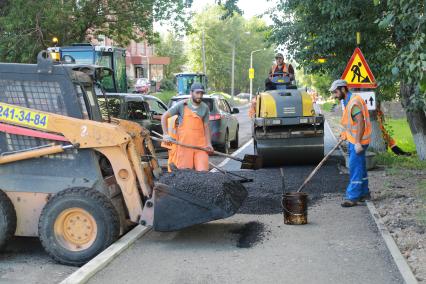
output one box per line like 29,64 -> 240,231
168,94 -> 240,153
97,93 -> 168,149
134,78 -> 151,93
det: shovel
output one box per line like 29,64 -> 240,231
296,140 -> 343,192
151,131 -> 262,170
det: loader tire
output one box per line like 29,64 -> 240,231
0,190 -> 17,250
38,187 -> 120,266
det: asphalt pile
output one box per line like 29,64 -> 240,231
231,159 -> 349,215
159,169 -> 248,214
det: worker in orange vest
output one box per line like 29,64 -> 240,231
161,83 -> 213,171
269,53 -> 295,80
329,79 -> 372,207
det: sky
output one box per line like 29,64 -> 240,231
154,0 -> 278,32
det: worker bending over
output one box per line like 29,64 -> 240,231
329,79 -> 372,207
161,83 -> 213,171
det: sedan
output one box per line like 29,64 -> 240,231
168,94 -> 240,153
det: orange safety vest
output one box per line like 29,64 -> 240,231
248,96 -> 257,118
341,94 -> 372,145
271,63 -> 288,75
162,115 -> 179,172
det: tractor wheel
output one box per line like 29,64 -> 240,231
230,127 -> 239,149
38,187 -> 120,266
0,190 -> 17,250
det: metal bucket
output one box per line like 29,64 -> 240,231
282,192 -> 308,225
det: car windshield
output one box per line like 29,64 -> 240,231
170,98 -> 213,111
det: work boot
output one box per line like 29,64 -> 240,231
341,200 -> 358,207
359,193 -> 371,202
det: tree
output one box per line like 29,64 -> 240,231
0,0 -> 191,63
187,5 -> 275,94
155,32 -> 187,79
376,0 -> 426,160
270,0 -> 426,158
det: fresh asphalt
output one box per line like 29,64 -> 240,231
88,112 -> 404,284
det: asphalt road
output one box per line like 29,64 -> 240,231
88,116 -> 403,284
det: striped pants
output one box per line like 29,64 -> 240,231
346,142 -> 369,201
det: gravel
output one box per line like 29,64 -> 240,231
228,159 -> 348,214
158,170 -> 248,214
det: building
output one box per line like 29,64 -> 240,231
97,36 -> 170,85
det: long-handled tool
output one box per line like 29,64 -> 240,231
209,161 -> 253,183
151,131 -> 262,170
296,140 -> 343,192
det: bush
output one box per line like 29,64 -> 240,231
159,78 -> 175,91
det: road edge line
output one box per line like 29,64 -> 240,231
366,201 -> 418,283
60,225 -> 151,284
212,138 -> 253,171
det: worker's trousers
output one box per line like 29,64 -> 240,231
346,142 -> 369,201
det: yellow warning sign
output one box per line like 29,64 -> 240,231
249,68 -> 255,79
341,48 -> 377,88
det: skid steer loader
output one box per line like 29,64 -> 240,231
0,51 -> 246,266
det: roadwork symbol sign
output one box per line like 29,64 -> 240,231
341,47 -> 377,88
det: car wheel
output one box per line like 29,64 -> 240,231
230,127 -> 239,149
219,130 -> 230,154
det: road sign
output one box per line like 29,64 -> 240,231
341,47 -> 377,88
341,91 -> 376,111
249,68 -> 254,79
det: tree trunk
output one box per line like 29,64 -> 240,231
368,110 -> 387,152
400,82 -> 426,160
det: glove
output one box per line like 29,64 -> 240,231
355,143 -> 364,154
163,134 -> 176,143
339,132 -> 347,141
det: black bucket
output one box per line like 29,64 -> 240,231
282,192 -> 308,225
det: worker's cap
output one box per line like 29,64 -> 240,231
329,79 -> 348,92
275,53 -> 284,59
190,83 -> 205,93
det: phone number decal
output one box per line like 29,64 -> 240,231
0,103 -> 48,129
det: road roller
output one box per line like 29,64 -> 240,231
253,75 -> 324,166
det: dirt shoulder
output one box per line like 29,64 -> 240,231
322,105 -> 426,282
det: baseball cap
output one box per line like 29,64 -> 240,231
275,53 -> 284,59
329,79 -> 348,92
190,83 -> 205,93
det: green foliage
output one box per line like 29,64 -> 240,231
374,152 -> 426,170
187,5 -> 275,94
269,0 -> 397,100
0,0 -> 191,63
296,68 -> 332,97
159,78 -> 176,91
154,90 -> 176,104
155,32 -> 187,79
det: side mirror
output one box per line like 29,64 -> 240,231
232,108 -> 240,114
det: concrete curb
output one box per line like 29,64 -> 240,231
60,225 -> 151,284
366,201 -> 418,284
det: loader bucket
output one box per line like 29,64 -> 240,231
140,182 -> 248,232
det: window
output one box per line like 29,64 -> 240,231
127,101 -> 149,120
146,99 -> 167,115
219,99 -> 231,113
98,98 -> 121,119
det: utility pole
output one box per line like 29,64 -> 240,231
249,48 -> 264,102
202,30 -> 207,74
231,44 -> 235,98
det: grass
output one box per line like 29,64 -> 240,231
320,101 -> 336,112
385,118 -> 416,152
153,90 -> 176,104
374,118 -> 426,170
